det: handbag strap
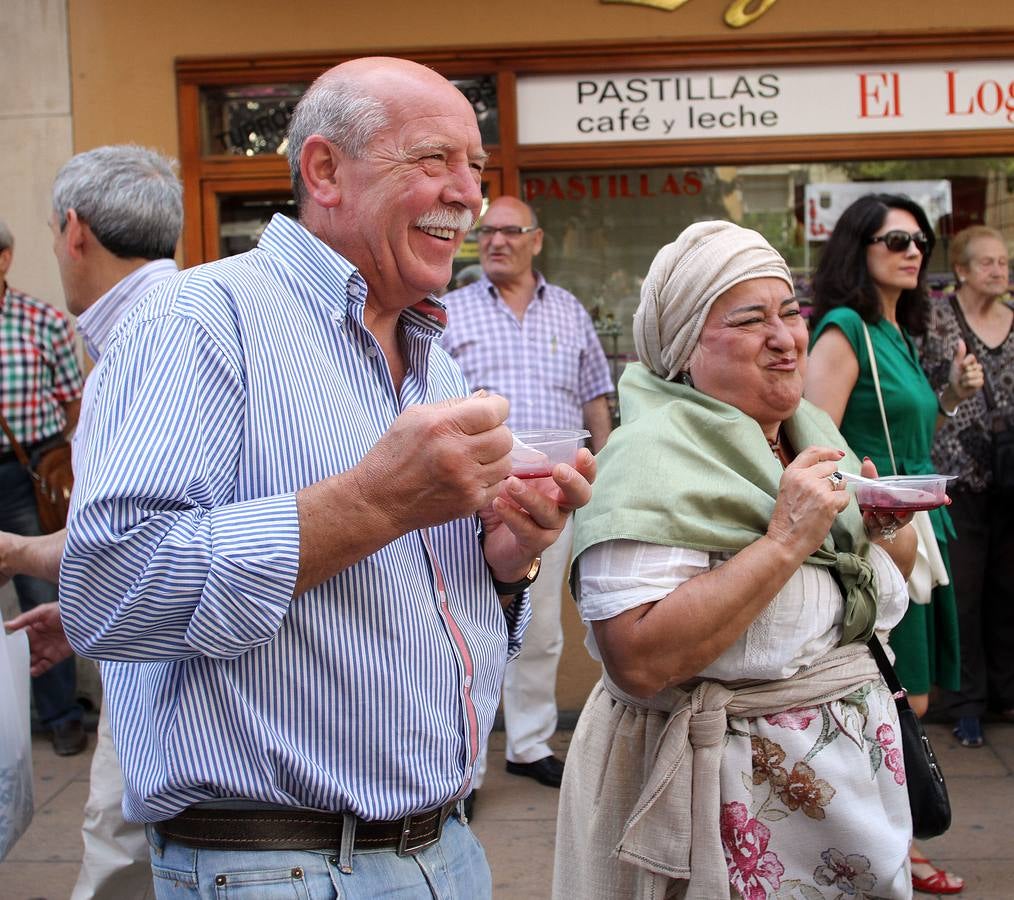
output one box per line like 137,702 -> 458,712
948,295 -> 998,411
0,411 -> 32,468
867,633 -> 912,712
861,320 -> 898,475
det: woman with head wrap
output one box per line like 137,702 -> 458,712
553,221 -> 918,900
805,195 -> 983,895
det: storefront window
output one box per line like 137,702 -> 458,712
199,75 -> 498,158
201,83 -> 308,157
451,75 -> 499,145
525,157 -> 1013,365
218,192 -> 297,256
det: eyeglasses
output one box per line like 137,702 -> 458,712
868,230 -> 930,254
476,225 -> 538,238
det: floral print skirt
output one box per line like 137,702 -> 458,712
554,679 -> 913,900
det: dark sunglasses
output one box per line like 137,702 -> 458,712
868,230 -> 930,254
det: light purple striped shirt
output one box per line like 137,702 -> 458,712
441,273 -> 613,432
60,214 -> 529,823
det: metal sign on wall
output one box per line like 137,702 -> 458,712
805,181 -> 953,241
516,61 -> 1014,144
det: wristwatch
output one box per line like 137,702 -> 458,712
490,556 -> 542,595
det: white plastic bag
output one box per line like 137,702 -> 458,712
0,627 -> 34,861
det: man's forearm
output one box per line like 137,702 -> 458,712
0,529 -> 67,584
582,395 -> 613,454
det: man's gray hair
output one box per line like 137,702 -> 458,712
286,75 -> 389,209
0,218 -> 13,252
52,145 -> 182,260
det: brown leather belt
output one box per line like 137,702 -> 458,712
154,801 -> 457,856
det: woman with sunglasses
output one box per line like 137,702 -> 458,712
805,193 -> 983,896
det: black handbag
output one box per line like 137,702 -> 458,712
948,296 -> 1014,495
868,635 -> 951,839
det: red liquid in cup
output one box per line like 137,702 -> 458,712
857,487 -> 943,515
514,470 -> 553,480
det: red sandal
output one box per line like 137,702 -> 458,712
911,856 -> 964,895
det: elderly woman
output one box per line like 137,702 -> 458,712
920,225 -> 1014,749
553,222 -> 917,900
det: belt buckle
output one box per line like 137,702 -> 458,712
396,808 -> 444,856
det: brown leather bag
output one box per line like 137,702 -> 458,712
0,414 -> 74,534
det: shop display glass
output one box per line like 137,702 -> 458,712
525,156 -> 1013,370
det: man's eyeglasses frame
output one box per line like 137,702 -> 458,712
475,225 -> 538,238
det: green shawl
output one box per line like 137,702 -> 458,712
574,363 -> 878,645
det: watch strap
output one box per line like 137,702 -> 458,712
490,556 -> 541,595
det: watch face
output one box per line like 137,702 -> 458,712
526,557 -> 542,580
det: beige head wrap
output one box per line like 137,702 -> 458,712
633,220 -> 794,380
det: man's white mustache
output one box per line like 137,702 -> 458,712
415,208 -> 475,232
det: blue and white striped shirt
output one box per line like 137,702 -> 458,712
60,214 -> 529,823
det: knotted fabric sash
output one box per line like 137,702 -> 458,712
603,643 -> 880,900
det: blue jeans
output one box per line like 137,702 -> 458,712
146,815 -> 492,899
0,458 -> 81,730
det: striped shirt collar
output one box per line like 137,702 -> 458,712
258,213 -> 446,336
77,258 -> 179,361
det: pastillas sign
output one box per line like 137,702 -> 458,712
516,62 -> 1014,144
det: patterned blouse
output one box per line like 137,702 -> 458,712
919,295 -> 1014,493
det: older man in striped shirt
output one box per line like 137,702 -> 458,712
59,57 -> 593,899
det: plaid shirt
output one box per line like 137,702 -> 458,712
1,284 -> 84,451
441,273 -> 613,432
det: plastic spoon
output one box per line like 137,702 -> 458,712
511,433 -> 550,465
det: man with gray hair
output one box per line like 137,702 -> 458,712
0,216 -> 84,755
2,143 -> 182,900
58,57 -> 593,897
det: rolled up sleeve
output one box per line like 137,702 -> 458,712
61,295 -> 301,662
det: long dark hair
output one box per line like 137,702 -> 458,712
811,193 -> 935,336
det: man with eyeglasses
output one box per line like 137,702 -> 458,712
441,196 -> 613,811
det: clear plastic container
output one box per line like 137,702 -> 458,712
509,429 -> 591,479
846,473 -> 956,514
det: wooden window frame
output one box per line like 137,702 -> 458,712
176,29 -> 1014,265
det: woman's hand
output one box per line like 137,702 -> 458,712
858,457 -> 918,578
941,338 -> 984,413
858,457 -> 914,543
766,446 -> 851,562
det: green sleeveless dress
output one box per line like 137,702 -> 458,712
810,307 -> 960,694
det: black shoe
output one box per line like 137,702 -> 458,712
51,719 -> 87,756
462,790 -> 476,821
505,755 -> 564,788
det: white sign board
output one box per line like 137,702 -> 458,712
516,62 -> 1014,144
804,181 -> 954,242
